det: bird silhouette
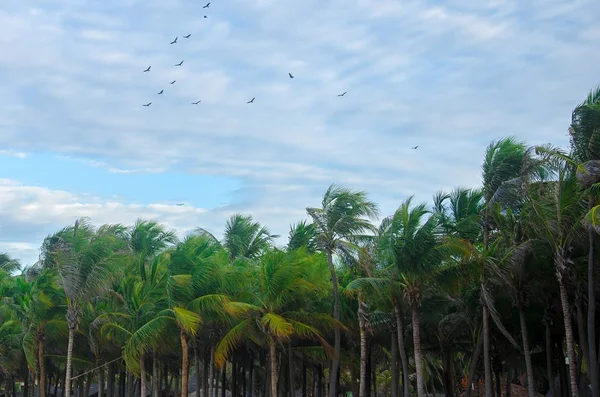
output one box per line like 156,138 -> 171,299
203,2 -> 210,8
412,146 -> 418,150
183,34 -> 191,38
247,97 -> 255,104
176,203 -> 184,206
192,101 -> 201,105
175,61 -> 184,66
170,80 -> 176,84
157,90 -> 164,95
143,66 -> 151,72
337,91 -> 347,97
204,15 -> 207,18
143,102 -> 152,107
289,72 -> 294,79
170,37 -> 178,44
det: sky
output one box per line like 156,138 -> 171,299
1,0 -> 599,266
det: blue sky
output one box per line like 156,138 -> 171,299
0,0 -> 598,265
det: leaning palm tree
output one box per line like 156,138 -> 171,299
215,248 -> 337,397
127,219 -> 178,281
378,196 -> 445,397
41,218 -> 128,397
306,184 -> 379,397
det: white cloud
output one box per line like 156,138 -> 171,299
0,0 -> 597,262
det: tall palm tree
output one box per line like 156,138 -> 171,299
569,85 -> 600,395
525,149 -> 585,397
306,184 -> 379,397
41,218 -> 128,397
480,137 -> 527,397
16,269 -> 66,397
378,196 -> 445,397
0,254 -> 21,274
215,248 -> 337,397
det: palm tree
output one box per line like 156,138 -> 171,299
0,254 -> 21,274
41,218 -> 128,397
569,85 -> 600,395
525,149 -> 585,397
127,219 -> 178,281
223,214 -> 277,261
16,268 -> 66,397
215,248 -> 337,397
306,184 -> 379,397
480,137 -> 527,397
287,221 -> 318,253
378,196 -> 445,397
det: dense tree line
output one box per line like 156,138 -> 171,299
0,86 -> 599,397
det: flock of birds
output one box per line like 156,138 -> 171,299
139,2 -> 352,108
138,2 -> 420,151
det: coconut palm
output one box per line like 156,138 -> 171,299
127,219 -> 178,281
524,149 -> 586,397
568,85 -> 600,395
223,214 -> 277,261
215,248 -> 337,397
480,137 -> 528,397
41,218 -> 128,397
306,184 -> 379,397
15,268 -> 66,397
378,196 -> 446,397
287,221 -> 318,253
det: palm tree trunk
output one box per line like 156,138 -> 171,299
393,306 -> 410,397
326,250 -> 340,397
209,345 -> 215,397
65,326 -> 75,397
557,276 -> 578,397
140,356 -> 147,397
288,347 -> 295,397
39,338 -> 47,397
545,322 -> 554,397
100,364 -> 105,397
195,348 -> 201,397
411,303 -> 425,397
518,306 -> 535,397
391,330 -> 398,397
359,298 -> 368,397
181,331 -> 189,397
482,303 -> 493,397
587,214 -> 599,397
153,352 -> 159,397
269,338 -> 278,397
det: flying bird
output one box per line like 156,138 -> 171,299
157,90 -> 163,95
143,66 -> 151,72
175,61 -> 184,66
203,2 -> 210,8
204,15 -> 207,18
176,203 -> 184,206
170,80 -> 176,84
143,102 -> 152,107
337,91 -> 347,97
288,72 -> 294,79
170,37 -> 178,44
412,146 -> 418,150
247,97 -> 255,104
192,100 -> 201,105
183,34 -> 191,38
